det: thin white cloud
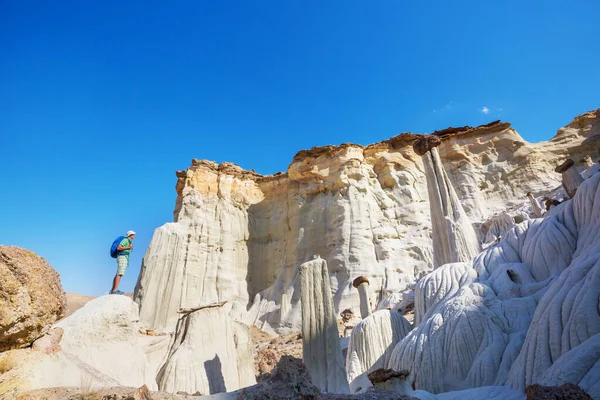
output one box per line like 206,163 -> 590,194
481,106 -> 490,115
432,101 -> 454,114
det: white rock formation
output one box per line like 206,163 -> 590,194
345,310 -> 412,392
0,295 -> 171,398
54,295 -> 170,390
135,109 -> 600,335
134,165 -> 261,332
387,171 -> 600,395
157,301 -> 255,395
527,192 -> 545,218
352,276 -> 372,319
555,159 -> 584,198
413,135 -> 481,268
506,172 -> 600,391
413,262 -> 476,326
376,291 -> 404,311
537,332 -> 600,399
479,213 -> 517,244
300,256 -> 349,393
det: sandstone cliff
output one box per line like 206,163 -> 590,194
135,109 -> 600,334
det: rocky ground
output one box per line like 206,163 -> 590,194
253,327 -> 303,376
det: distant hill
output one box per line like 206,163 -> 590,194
63,292 -> 132,318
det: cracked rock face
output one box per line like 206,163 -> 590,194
135,109 -> 600,334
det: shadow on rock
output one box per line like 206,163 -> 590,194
237,356 -> 418,400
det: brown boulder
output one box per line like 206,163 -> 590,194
0,246 -> 66,352
412,135 -> 441,156
526,383 -> 592,400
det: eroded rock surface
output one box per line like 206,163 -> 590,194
388,172 -> 600,395
300,257 -> 349,393
0,246 -> 66,351
346,311 -> 412,392
157,302 -> 255,395
135,109 -> 600,335
413,135 -> 480,268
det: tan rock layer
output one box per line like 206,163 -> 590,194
0,246 -> 66,352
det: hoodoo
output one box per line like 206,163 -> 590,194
413,134 -> 481,268
299,256 -> 349,393
555,158 -> 584,198
352,276 -> 372,319
527,192 -> 545,218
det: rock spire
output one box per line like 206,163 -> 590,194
412,135 -> 481,268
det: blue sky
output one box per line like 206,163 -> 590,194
1,1 -> 599,296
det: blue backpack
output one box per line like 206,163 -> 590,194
110,236 -> 126,258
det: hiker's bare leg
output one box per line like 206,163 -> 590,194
111,274 -> 122,292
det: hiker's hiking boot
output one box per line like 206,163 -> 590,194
110,290 -> 124,295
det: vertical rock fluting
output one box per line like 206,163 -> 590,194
413,135 -> 481,268
134,161 -> 264,332
555,159 -> 584,198
300,256 -> 350,393
136,110 -> 600,335
345,310 -> 412,392
352,276 -> 372,319
527,192 -> 545,218
156,301 -> 255,395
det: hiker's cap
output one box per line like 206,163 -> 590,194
126,230 -> 136,236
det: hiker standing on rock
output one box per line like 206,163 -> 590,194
109,230 -> 135,295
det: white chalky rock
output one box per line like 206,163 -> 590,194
1,296 -> 169,395
157,302 -> 255,395
232,320 -> 257,389
584,164 -> 600,179
506,173 -> 600,391
300,256 -> 350,393
53,295 -> 169,390
136,110 -> 600,334
413,135 -> 481,268
388,172 -> 600,394
376,291 -> 404,311
134,182 -> 255,333
413,262 -> 476,326
480,213 -> 516,244
537,333 -> 600,399
345,310 -> 412,392
527,192 -> 545,218
555,159 -> 585,198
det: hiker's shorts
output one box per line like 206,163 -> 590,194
116,255 -> 128,276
